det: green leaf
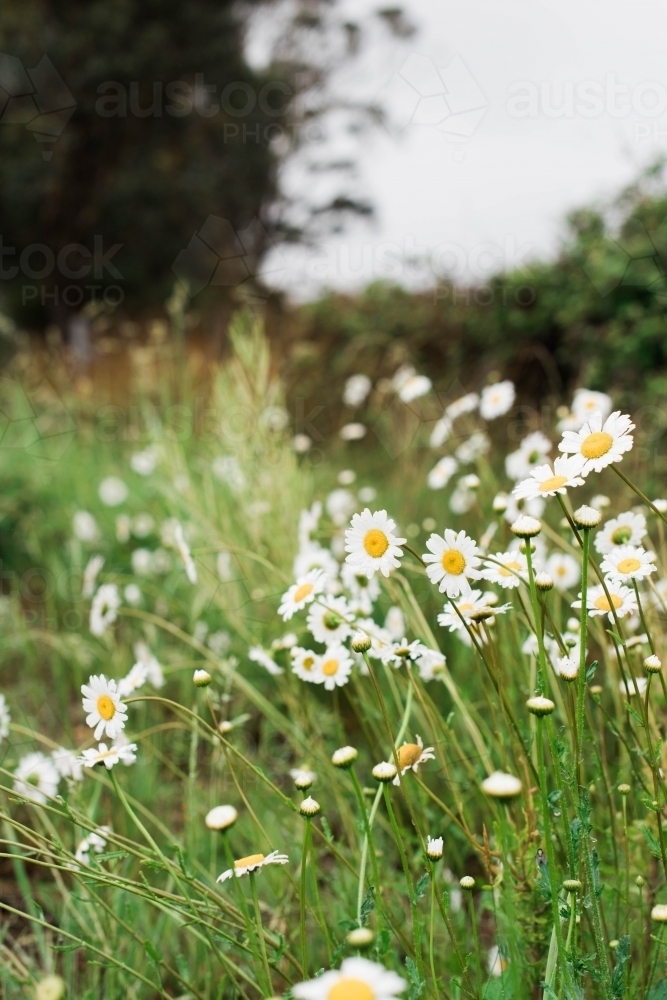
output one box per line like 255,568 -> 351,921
320,816 -> 334,842
611,934 -> 630,997
360,887 -> 375,926
413,872 -> 430,903
641,824 -> 663,860
585,660 -> 599,682
405,956 -> 425,1000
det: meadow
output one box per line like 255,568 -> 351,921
2,311 -> 667,1000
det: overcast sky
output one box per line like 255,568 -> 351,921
256,0 -> 667,300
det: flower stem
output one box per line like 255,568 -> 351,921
249,871 -> 273,997
300,817 -> 311,977
383,784 -> 424,978
350,766 -> 382,926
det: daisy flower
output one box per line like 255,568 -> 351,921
75,826 -> 111,865
427,456 -> 458,490
556,655 -> 579,680
573,584 -> 637,621
445,392 -> 479,420
384,606 -> 405,639
620,677 -> 648,697
307,595 -> 353,645
479,380 -> 515,420
293,958 -> 406,1000
572,388 -> 612,423
423,529 -> 481,597
558,410 -> 634,474
513,454 -> 586,501
13,752 -> 59,804
249,646 -> 284,676
51,747 -> 84,782
482,551 -> 527,589
594,511 -> 647,555
429,414 -> 453,448
415,647 -> 447,682
437,590 -> 496,633
79,742 -> 137,770
343,373 -> 372,408
601,545 -> 657,583
392,735 -> 435,785
82,555 -> 104,599
217,849 -> 289,882
455,430 -> 489,464
312,645 -> 354,690
133,643 -> 164,688
345,509 -> 406,579
502,494 -> 545,525
291,647 -> 321,683
98,476 -> 128,507
341,562 -> 380,615
380,638 -> 428,668
545,553 -> 580,592
293,543 -> 339,582
89,583 -> 121,637
0,693 -> 10,742
396,370 -> 432,403
278,569 -> 325,621
354,618 -> 394,660
73,510 -> 99,543
81,675 -> 128,741
117,661 -> 148,699
505,431 -> 552,482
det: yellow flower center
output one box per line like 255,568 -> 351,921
611,526 -> 632,545
538,474 -> 568,493
328,979 -> 375,1000
580,430 -> 613,459
293,582 -> 314,603
441,548 -> 466,575
398,743 -> 422,768
235,853 -> 264,869
302,656 -> 315,671
617,557 -> 641,574
458,602 -> 473,613
594,593 -> 622,612
96,694 -> 116,721
499,561 -> 522,577
363,528 -> 389,558
322,658 -> 339,676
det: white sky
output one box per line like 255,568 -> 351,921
256,0 -> 667,299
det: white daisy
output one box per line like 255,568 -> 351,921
75,826 -> 111,865
556,655 -> 579,680
0,694 -> 10,742
79,742 -> 137,770
423,529 -> 481,597
291,647 -> 321,683
82,555 -> 104,599
482,550 -> 527,589
594,511 -> 647,555
249,646 -> 283,676
326,488 -> 357,526
294,958 -> 406,1000
429,414 -> 453,448
392,735 -> 436,785
133,643 -> 164,688
522,633 -> 560,662
278,570 -> 325,621
449,484 -> 475,514
384,606 -> 406,639
601,545 -> 657,583
573,584 -> 638,621
396,370 -> 432,403
354,618 -> 394,660
446,392 -> 479,421
427,456 -> 458,490
545,553 -> 580,592
72,510 -> 99,543
455,430 -> 489,464
98,476 -> 128,507
380,638 -> 428,668
572,388 -> 613,423
51,747 -> 84,782
13,752 -> 59,804
479,380 -> 515,420
312,645 -> 354,690
307,595 -> 353,645
131,446 -> 159,476
558,410 -> 634,474
345,509 -> 406,579
437,590 -> 495,632
343,373 -> 372,408
117,661 -> 148,699
504,431 -> 552,482
293,543 -> 339,583
81,675 -> 128,741
341,562 -> 380,615
217,849 -> 289,882
619,677 -> 648,697
415,648 -> 447,682
89,583 -> 121,637
513,454 -> 586,501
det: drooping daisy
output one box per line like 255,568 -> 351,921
423,529 -> 481,597
278,569 -> 325,621
249,646 -> 284,676
312,645 -> 354,690
427,456 -> 458,490
558,410 -> 634,474
0,693 -> 10,742
573,584 -> 637,622
380,638 -> 428,668
504,431 -> 552,482
79,742 -> 137,770
291,647 -> 321,683
82,555 -> 105,599
217,849 -> 289,882
392,735 -> 436,785
513,454 -> 586,501
572,388 -> 613,423
446,392 -> 479,421
293,958 -> 407,1000
415,647 -> 447,682
307,595 -> 353,645
545,553 -> 580,592
437,590 -> 496,633
594,511 -> 647,555
341,562 -> 380,615
117,661 -> 149,699
601,545 -> 657,583
81,675 -> 128,741
89,583 -> 121,637
479,380 -> 515,420
354,618 -> 394,660
345,509 -> 406,579
482,551 -> 527,589
13,752 -> 59,804
51,747 -> 84,782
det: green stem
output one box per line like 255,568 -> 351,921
576,527 -> 590,778
429,863 -> 438,996
383,784 -> 423,978
300,818 -> 311,977
249,872 -> 273,997
467,888 -> 483,999
350,767 -> 382,926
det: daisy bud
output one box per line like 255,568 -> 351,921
562,879 -> 581,893
511,515 -> 542,538
644,654 -> 662,674
590,494 -> 610,509
469,607 -> 495,622
618,783 -> 631,796
299,796 -> 321,817
35,975 -> 66,1000
460,875 -> 475,890
526,695 -> 555,716
567,618 -> 580,631
372,761 -> 397,783
426,835 -> 444,860
637,875 -> 645,888
481,770 -> 523,800
590,684 -> 603,696
573,505 -> 602,528
193,669 -> 211,687
323,611 -> 342,629
294,774 -> 314,791
331,746 -> 358,769
351,631 -> 372,653
492,493 -> 509,512
346,927 -> 374,948
519,540 -> 536,553
652,904 -> 667,923
535,573 -> 554,592
205,805 -> 238,831
609,939 -> 619,949
653,499 -> 667,513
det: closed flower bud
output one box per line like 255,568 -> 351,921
562,878 -> 581,893
205,805 -> 238,831
535,573 -> 554,591
426,835 -> 444,859
299,796 -> 321,817
652,903 -> 667,922
644,654 -> 662,674
193,669 -> 211,687
511,515 -> 542,538
469,607 -> 495,622
481,771 -> 522,800
493,493 -> 508,512
372,761 -> 397,783
346,927 -> 374,948
573,505 -> 602,528
332,746 -> 358,769
351,631 -> 372,653
636,875 -> 645,888
460,875 -> 475,890
526,695 -> 555,717
618,783 -> 631,796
